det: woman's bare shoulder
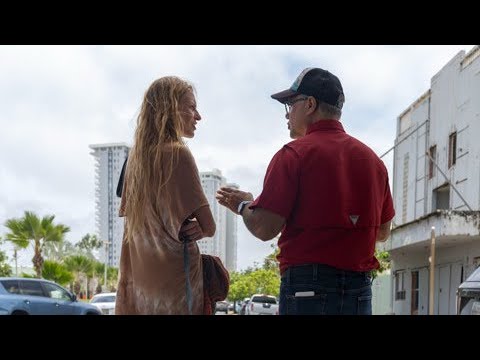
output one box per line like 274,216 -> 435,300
175,144 -> 195,161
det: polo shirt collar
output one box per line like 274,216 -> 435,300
306,119 -> 345,135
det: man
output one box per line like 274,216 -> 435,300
216,67 -> 395,315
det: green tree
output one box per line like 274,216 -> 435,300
247,268 -> 280,297
0,237 -> 13,277
42,260 -> 74,286
43,239 -> 76,262
262,243 -> 280,275
228,267 -> 281,304
227,271 -> 256,307
21,273 -> 36,278
107,267 -> 119,292
76,233 -> 102,259
372,249 -> 391,280
93,261 -> 117,291
64,255 -> 94,297
4,211 -> 70,278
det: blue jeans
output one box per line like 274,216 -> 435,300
279,263 -> 373,315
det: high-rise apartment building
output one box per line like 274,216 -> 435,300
225,183 -> 239,272
89,143 -> 130,268
198,169 -> 238,271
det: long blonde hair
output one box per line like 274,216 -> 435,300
124,76 -> 193,241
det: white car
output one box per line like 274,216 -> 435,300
245,294 -> 278,315
90,292 -> 116,315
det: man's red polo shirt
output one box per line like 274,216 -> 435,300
250,120 -> 395,274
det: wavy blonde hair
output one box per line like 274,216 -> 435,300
124,76 -> 194,241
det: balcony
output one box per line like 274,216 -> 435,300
388,210 -> 480,251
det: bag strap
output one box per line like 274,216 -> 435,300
183,239 -> 193,315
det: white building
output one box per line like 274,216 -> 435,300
225,183 -> 239,272
388,46 -> 480,315
198,169 -> 238,271
89,143 -> 130,268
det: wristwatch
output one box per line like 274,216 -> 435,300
237,200 -> 252,215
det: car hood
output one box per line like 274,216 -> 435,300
92,302 -> 115,309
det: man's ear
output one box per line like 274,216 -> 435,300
306,97 -> 317,114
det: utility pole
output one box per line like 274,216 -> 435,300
103,241 -> 111,292
14,248 -> 18,277
429,226 -> 436,315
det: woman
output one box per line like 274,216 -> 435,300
115,76 -> 216,314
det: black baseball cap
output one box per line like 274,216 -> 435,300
271,67 -> 345,109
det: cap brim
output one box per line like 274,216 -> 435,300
271,89 -> 298,104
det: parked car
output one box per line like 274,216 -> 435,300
215,300 -> 229,314
0,277 -> 102,315
245,294 -> 278,315
90,292 -> 116,315
457,266 -> 480,315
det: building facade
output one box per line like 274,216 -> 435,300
388,46 -> 480,315
89,143 -> 130,268
198,169 -> 238,271
225,183 -> 239,272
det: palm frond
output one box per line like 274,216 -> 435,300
24,211 -> 41,240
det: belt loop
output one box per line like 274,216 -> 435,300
313,264 -> 318,281
286,267 -> 291,285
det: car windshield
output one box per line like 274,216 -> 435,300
251,296 -> 277,304
466,267 -> 480,282
91,295 -> 115,303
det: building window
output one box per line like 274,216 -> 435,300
395,271 -> 406,301
433,184 -> 450,210
428,145 -> 436,179
411,271 -> 419,315
448,132 -> 457,168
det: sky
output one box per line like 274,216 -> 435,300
0,45 -> 475,271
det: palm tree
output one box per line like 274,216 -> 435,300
42,260 -> 74,286
92,260 -> 119,292
4,211 -> 70,278
64,255 -> 94,297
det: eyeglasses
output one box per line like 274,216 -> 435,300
284,96 -> 309,115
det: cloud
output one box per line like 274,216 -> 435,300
0,45 -> 474,270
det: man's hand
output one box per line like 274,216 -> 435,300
179,219 -> 205,242
376,221 -> 392,242
216,187 -> 254,214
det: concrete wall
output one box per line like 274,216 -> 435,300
372,270 -> 393,315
